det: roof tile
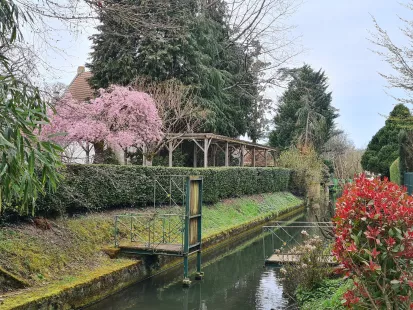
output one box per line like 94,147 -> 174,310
67,71 -> 94,101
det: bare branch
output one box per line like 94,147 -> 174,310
132,77 -> 207,157
370,5 -> 413,102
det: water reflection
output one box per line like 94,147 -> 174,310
87,222 -> 298,310
255,269 -> 288,310
86,196 -> 340,310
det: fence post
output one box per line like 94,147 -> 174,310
114,216 -> 118,247
183,177 -> 191,287
130,216 -> 133,243
162,217 -> 165,243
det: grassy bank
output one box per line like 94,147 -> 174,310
0,192 -> 302,294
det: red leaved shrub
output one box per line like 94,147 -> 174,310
333,175 -> 413,309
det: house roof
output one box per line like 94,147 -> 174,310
66,67 -> 95,101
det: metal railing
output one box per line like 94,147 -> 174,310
153,175 -> 187,209
114,213 -> 185,252
263,221 -> 334,260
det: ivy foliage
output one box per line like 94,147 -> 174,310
87,0 -> 259,137
361,104 -> 413,177
269,65 -> 338,153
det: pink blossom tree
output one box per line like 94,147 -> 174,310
41,94 -> 97,163
41,85 -> 163,164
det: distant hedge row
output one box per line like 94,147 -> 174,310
37,165 -> 292,215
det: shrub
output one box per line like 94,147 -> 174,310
36,165 -> 291,216
390,157 -> 401,185
333,175 -> 413,309
278,147 -> 324,197
280,234 -> 333,299
296,278 -> 348,309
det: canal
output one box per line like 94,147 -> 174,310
86,211 -> 310,310
85,189 -> 340,310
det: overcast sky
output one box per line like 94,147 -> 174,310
288,0 -> 410,148
49,0 -> 411,149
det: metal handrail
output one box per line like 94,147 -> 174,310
262,221 -> 334,261
114,213 -> 185,251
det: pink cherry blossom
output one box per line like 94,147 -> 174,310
40,85 -> 163,150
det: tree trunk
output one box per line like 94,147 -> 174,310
93,141 -> 105,164
124,149 -> 128,165
85,147 -> 90,164
305,111 -> 310,148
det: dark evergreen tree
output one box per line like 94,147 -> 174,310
361,104 -> 413,177
269,65 -> 338,152
87,0 -> 260,137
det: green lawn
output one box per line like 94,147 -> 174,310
202,192 -> 302,237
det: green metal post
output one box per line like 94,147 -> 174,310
196,252 -> 201,272
271,230 -> 274,251
162,217 -> 165,243
148,217 -> 151,247
184,177 -> 190,255
183,255 -> 189,278
195,177 -> 204,280
114,216 -> 118,247
263,229 -> 266,261
168,218 -> 171,243
130,216 -> 133,242
152,216 -> 155,247
182,177 -> 191,287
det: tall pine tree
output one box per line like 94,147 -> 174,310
87,0 -> 260,137
269,65 -> 338,152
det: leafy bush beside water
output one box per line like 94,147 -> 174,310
278,147 -> 325,197
280,234 -> 333,299
334,175 -> 413,308
296,279 -> 349,310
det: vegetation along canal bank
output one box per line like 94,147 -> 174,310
86,213 -> 307,310
0,166 -> 304,309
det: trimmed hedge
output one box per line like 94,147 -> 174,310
37,165 -> 292,215
390,158 -> 401,185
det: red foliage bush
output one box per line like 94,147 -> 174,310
333,175 -> 413,309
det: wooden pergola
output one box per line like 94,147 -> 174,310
164,133 -> 278,168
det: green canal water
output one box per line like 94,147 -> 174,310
86,190 -> 341,310
86,212 -> 310,310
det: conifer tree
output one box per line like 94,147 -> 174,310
87,0 -> 260,137
361,104 -> 413,177
269,65 -> 338,152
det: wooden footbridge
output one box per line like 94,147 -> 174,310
114,176 -> 203,286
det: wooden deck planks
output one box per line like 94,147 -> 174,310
119,242 -> 183,254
